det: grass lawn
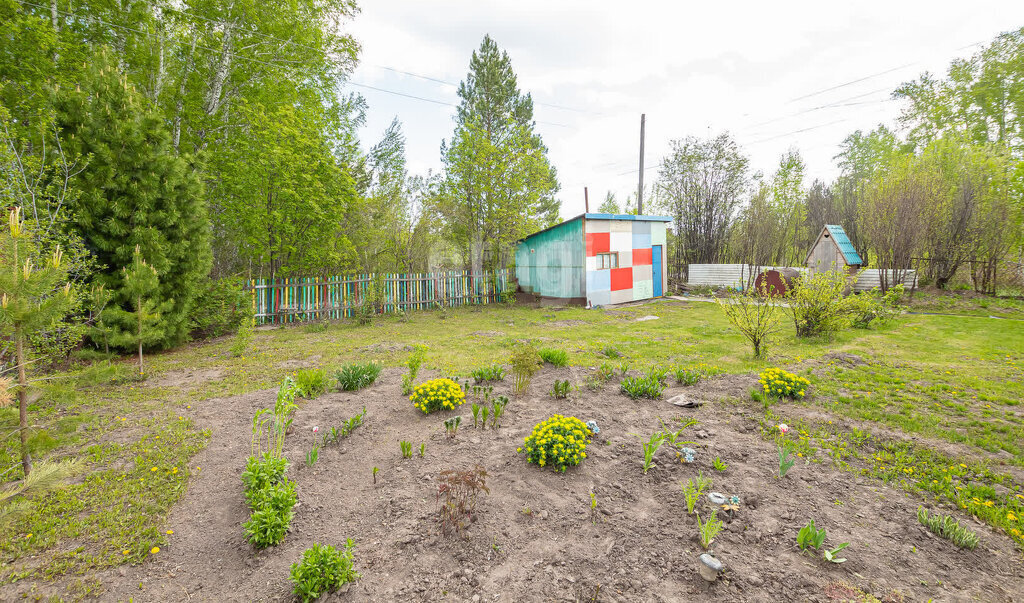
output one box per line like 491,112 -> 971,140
1,297 -> 1022,595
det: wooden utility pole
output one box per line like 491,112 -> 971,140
637,113 -> 646,214
584,187 -> 590,212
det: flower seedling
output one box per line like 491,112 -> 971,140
419,443 -> 425,457
824,542 -> 850,563
480,406 -> 490,429
778,441 -> 796,478
713,456 -> 728,471
797,519 -> 827,551
372,466 -> 379,484
306,445 -> 320,467
400,440 -> 412,459
443,415 -> 462,439
637,431 -> 666,474
471,403 -> 481,427
681,471 -> 712,515
698,510 -> 723,550
490,396 -> 509,429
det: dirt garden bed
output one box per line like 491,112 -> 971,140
16,368 -> 1024,602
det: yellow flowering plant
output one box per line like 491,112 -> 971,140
410,378 -> 466,414
759,367 -> 810,399
518,414 -> 593,472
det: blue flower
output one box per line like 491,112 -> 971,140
585,420 -> 600,434
682,447 -> 696,463
729,495 -> 740,505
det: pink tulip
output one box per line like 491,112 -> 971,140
778,423 -> 789,434
312,426 -> 320,433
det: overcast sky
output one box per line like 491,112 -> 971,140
345,1 -> 1024,219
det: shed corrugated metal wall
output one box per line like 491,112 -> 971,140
515,217 -> 585,299
686,264 -> 917,292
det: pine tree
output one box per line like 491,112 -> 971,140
0,208 -> 74,477
102,246 -> 164,373
56,51 -> 212,349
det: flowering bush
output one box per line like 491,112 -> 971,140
519,414 -> 593,472
759,368 -> 810,399
410,378 -> 466,414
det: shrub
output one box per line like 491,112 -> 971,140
785,270 -> 854,339
188,276 -> 251,339
229,313 -> 254,357
410,378 -> 466,414
759,367 -> 810,399
406,344 -> 428,381
294,368 -> 328,399
470,364 -> 505,383
917,507 -> 979,549
335,362 -> 381,391
243,479 -> 297,548
718,282 -> 783,358
510,343 -> 541,395
241,453 -> 288,504
620,375 -> 665,399
437,465 -> 490,536
290,541 -> 360,602
849,285 -> 906,328
519,415 -> 593,472
538,347 -> 569,367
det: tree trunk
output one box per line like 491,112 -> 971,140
137,294 -> 144,373
16,327 -> 31,477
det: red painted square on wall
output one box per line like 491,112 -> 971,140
586,232 -> 610,256
632,248 -> 652,265
610,267 -> 633,291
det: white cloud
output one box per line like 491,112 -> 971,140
345,1 -> 1024,218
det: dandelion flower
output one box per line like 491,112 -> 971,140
150,547 -> 160,554
166,530 -> 173,535
150,467 -> 158,472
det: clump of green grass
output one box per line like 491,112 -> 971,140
620,374 -> 665,400
538,348 -> 568,367
335,362 -> 381,391
470,365 -> 505,383
294,368 -> 328,399
917,507 -> 979,549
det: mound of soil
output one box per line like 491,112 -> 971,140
31,369 -> 1024,601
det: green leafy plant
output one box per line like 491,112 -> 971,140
294,368 -> 328,399
646,365 -> 669,385
471,403 -> 481,427
713,456 -> 728,471
480,405 -> 490,428
243,479 -> 297,548
636,431 -> 666,474
519,414 -> 593,472
230,313 -> 254,357
407,344 -> 428,381
410,378 -> 466,414
290,540 -> 360,603
306,445 -> 320,467
490,396 -> 509,429
437,465 -> 490,536
104,245 -> 164,375
917,507 -> 979,550
697,509 -> 723,550
778,441 -> 797,478
443,415 -> 462,439
848,285 -> 904,328
824,542 -> 850,563
601,345 -> 620,358
551,379 -> 571,399
718,281 -> 783,358
674,367 -> 701,386
372,467 -> 379,484
510,343 -> 542,395
681,471 -> 712,515
335,362 -> 382,391
419,443 -> 425,457
242,454 -> 288,503
400,440 -> 412,459
618,361 -> 630,377
598,363 -> 615,382
785,270 -> 855,339
797,519 -> 827,551
538,347 -> 568,367
590,491 -> 598,524
470,365 -> 505,383
620,375 -> 665,399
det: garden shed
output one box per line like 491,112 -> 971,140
806,225 -> 863,274
514,213 -> 671,307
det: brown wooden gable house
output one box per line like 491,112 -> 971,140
806,225 -> 863,275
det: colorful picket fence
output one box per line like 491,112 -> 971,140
247,270 -> 511,324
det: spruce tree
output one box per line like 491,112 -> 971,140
0,208 -> 74,477
103,246 -> 164,373
56,51 -> 212,349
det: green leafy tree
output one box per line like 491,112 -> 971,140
439,35 -> 560,274
597,191 -> 621,214
56,53 -> 211,349
103,246 -> 165,373
0,208 -> 74,477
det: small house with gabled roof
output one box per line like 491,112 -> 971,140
806,225 -> 863,274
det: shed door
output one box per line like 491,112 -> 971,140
652,245 -> 663,296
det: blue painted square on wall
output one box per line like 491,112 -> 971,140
587,269 -> 611,292
632,221 -> 651,235
632,233 -> 651,249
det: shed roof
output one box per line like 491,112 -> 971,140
518,213 -> 672,243
823,224 -> 863,265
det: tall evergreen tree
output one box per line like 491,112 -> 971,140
56,52 -> 211,348
439,35 -> 560,273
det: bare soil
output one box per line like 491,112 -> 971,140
43,369 -> 1024,601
